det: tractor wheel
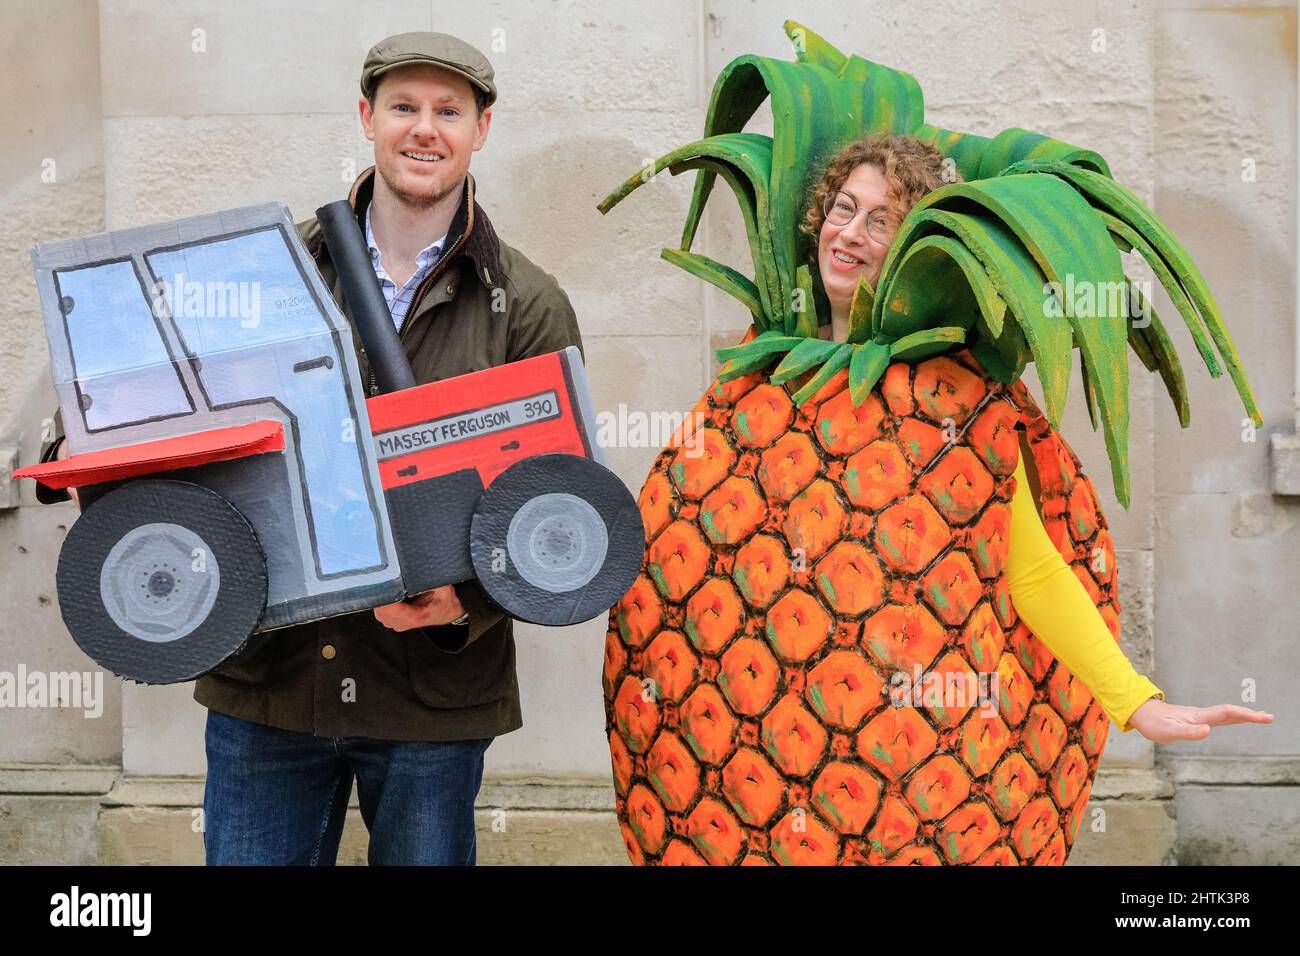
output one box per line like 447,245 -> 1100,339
469,454 -> 644,626
56,479 -> 268,684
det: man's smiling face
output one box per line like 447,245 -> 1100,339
360,63 -> 491,209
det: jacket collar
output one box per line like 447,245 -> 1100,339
329,165 -> 501,289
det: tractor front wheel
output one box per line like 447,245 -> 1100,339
469,454 -> 644,626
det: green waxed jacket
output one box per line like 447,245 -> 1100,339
42,166 -> 585,741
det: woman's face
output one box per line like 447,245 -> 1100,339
817,162 -> 895,316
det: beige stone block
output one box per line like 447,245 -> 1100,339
1153,491 -> 1299,759
705,1 -> 1153,111
100,0 -> 431,118
1173,784 -> 1300,865
583,333 -> 706,491
469,107 -> 710,339
1066,767 -> 1176,864
0,503 -> 123,764
1151,6 -> 1293,497
122,683 -> 207,777
428,0 -> 701,111
1115,548 -> 1155,674
97,804 -> 371,865
96,777 -> 625,865
475,810 -> 628,865
103,114 -> 365,229
0,795 -> 100,865
99,806 -> 203,865
3,0 -> 105,443
1067,800 -> 1177,865
102,1 -> 702,118
0,764 -> 119,795
504,623 -> 618,776
256,807 -> 625,866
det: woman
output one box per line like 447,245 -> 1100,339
804,133 -> 1272,744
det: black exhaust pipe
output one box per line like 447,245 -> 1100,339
315,200 -> 415,394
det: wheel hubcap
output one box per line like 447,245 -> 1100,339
506,493 -> 608,593
100,523 -> 221,643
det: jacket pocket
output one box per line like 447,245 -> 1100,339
404,621 -> 515,709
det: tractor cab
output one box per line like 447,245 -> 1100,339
27,204 -> 403,661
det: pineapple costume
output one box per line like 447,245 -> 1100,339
599,21 -> 1260,865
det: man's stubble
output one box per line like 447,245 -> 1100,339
375,158 -> 461,214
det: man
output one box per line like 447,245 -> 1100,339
42,32 -> 584,866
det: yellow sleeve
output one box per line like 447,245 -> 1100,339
1003,453 -> 1164,732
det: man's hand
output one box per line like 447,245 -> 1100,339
1128,698 -> 1273,743
54,436 -> 79,511
373,585 -> 466,632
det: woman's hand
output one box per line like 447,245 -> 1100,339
373,585 -> 466,632
1128,698 -> 1273,743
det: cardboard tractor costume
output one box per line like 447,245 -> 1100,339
599,21 -> 1261,865
17,201 -> 643,685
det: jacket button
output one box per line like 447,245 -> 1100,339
446,282 -> 456,295
321,645 -> 336,661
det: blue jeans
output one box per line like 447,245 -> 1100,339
203,710 -> 492,866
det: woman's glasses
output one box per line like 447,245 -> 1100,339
822,191 -> 898,245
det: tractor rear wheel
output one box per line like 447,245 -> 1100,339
56,479 -> 268,684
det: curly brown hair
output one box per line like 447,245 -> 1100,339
800,133 -> 958,254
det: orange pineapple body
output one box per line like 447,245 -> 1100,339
605,341 -> 1121,865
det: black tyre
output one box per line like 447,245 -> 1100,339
469,454 -> 644,626
56,480 -> 268,684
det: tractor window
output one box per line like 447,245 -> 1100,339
147,226 -> 333,351
144,227 -> 384,579
54,259 -> 194,432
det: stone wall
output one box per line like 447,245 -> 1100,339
1,0 -> 1293,864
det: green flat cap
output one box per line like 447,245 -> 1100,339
361,31 -> 496,107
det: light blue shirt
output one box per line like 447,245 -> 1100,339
364,203 -> 447,330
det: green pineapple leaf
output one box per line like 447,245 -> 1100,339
1099,210 -> 1220,376
875,234 -> 990,342
883,203 -> 1069,422
718,348 -> 780,383
878,172 -> 1133,505
847,275 -> 875,344
1080,351 -> 1100,433
1125,305 -> 1161,372
792,342 -> 854,405
792,264 -> 820,337
660,248 -> 763,323
599,20 -> 1262,508
849,340 -> 891,404
598,132 -> 781,328
715,331 -> 805,365
784,20 -> 848,71
1005,158 -> 1261,428
771,337 -> 842,383
1126,281 -> 1191,427
681,20 -> 927,331
889,326 -> 967,362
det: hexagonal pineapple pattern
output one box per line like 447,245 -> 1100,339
605,348 -> 1124,864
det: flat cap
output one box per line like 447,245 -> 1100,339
361,32 -> 496,108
